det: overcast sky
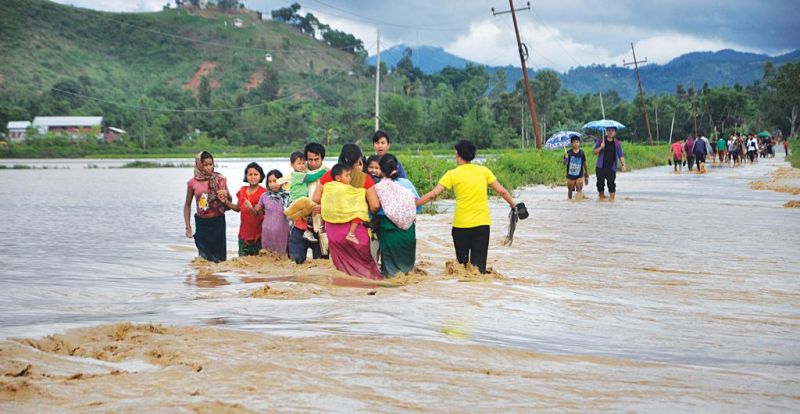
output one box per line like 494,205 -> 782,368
53,0 -> 800,72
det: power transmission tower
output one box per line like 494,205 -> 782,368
492,1 -> 542,150
623,43 -> 653,145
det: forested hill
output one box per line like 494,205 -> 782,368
0,0 -> 372,144
370,45 -> 800,99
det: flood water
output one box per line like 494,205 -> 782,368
1,154 -> 799,411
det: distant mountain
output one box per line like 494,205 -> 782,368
369,46 -> 800,99
366,45 -> 475,73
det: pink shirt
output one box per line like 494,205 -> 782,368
187,176 -> 228,219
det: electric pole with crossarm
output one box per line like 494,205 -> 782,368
624,42 -> 654,145
492,1 -> 542,150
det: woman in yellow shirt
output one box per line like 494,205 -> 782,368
416,140 -> 516,273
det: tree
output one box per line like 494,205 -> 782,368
382,95 -> 423,142
531,70 -> 561,118
322,29 -> 364,55
489,69 -> 508,99
761,62 -> 800,137
198,76 -> 211,107
426,83 -> 462,142
458,101 -> 495,149
394,47 -> 423,82
244,67 -> 279,103
271,3 -> 300,22
217,0 -> 239,11
296,13 -> 321,37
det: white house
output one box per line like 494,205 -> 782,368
6,121 -> 31,142
32,116 -> 103,139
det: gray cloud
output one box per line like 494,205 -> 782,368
52,0 -> 800,69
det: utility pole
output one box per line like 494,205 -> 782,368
374,30 -> 381,132
493,1 -> 542,150
669,114 -> 675,144
654,101 -> 659,142
520,104 -> 525,148
623,42 -> 653,145
599,91 -> 606,119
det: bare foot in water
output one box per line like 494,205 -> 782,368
346,233 -> 360,245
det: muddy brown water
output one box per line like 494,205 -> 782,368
1,154 -> 798,412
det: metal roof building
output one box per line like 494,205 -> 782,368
32,116 -> 103,134
6,121 -> 32,142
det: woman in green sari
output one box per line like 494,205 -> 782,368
373,154 -> 421,277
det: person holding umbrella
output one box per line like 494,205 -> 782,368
593,126 -> 627,201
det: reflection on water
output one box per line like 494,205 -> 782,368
1,155 -> 799,410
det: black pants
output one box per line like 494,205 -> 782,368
595,168 -> 617,194
695,154 -> 706,170
452,225 -> 490,273
288,227 -> 321,264
686,155 -> 695,170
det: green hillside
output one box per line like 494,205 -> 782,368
0,0 -> 358,94
0,0 -> 377,147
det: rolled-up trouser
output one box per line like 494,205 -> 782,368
596,167 -> 617,194
694,154 -> 706,170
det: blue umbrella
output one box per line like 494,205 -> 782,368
582,119 -> 626,131
545,131 -> 582,150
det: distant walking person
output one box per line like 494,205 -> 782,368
716,136 -> 727,163
684,136 -> 695,171
593,127 -> 627,201
693,132 -> 709,173
670,138 -> 685,172
563,135 -> 589,199
747,134 -> 758,163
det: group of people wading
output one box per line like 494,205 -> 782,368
669,132 -> 787,172
183,131 -> 518,279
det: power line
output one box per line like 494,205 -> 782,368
530,10 -> 584,69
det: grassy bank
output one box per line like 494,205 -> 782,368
405,143 -> 670,196
788,145 -> 800,168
